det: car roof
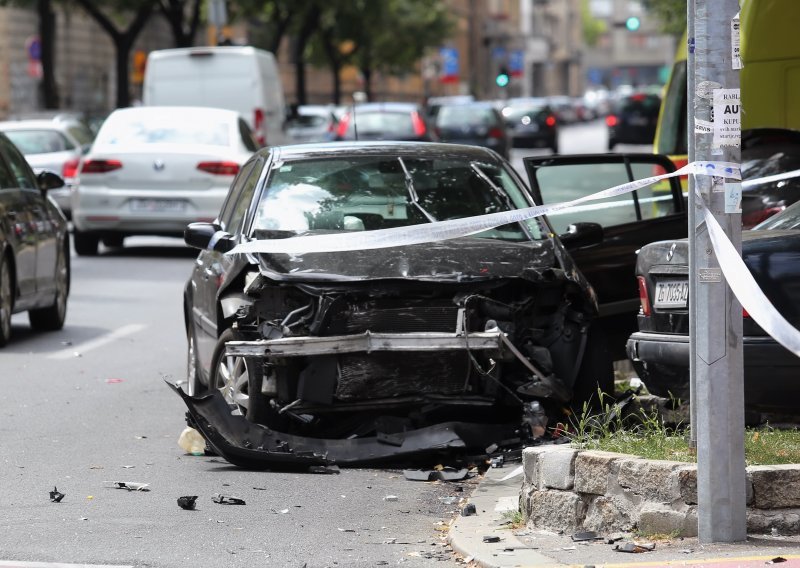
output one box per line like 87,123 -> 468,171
0,119 -> 79,131
105,106 -> 243,121
269,141 -> 500,161
348,102 -> 423,112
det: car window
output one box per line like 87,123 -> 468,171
436,106 -> 498,128
66,124 -> 95,146
534,162 -> 674,232
95,112 -> 231,148
219,159 -> 259,232
349,112 -> 414,137
238,119 -> 259,152
5,129 -> 74,154
0,155 -> 18,189
252,155 -> 544,241
0,135 -> 37,189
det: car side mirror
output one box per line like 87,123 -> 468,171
184,222 -> 236,252
559,222 -> 604,248
37,170 -> 65,191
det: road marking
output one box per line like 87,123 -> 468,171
0,563 -> 133,568
49,323 -> 147,360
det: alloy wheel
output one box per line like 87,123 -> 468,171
215,354 -> 250,414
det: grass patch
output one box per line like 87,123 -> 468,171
501,509 -> 525,530
563,393 -> 800,465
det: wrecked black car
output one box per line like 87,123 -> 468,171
176,142 -> 612,467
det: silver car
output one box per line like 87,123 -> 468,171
0,116 -> 95,218
72,106 -> 257,255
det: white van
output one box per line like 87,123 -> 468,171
143,46 -> 287,147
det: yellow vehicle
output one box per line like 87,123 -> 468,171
655,0 -> 800,167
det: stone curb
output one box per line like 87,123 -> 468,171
448,466 -> 564,567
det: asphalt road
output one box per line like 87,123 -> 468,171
0,120 -> 648,567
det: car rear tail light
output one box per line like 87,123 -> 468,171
411,111 -> 427,137
81,159 -> 122,174
487,126 -> 504,139
254,108 -> 266,146
62,157 -> 80,178
743,307 -> 750,318
545,115 -> 557,127
742,206 -> 785,229
197,161 -> 240,176
336,114 -> 351,138
605,115 -> 618,127
637,275 -> 651,316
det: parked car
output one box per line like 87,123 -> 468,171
606,93 -> 661,149
332,103 -> 436,142
175,141 -> 612,467
285,105 -> 337,144
548,96 -> 580,124
0,116 -> 95,218
503,101 -> 559,152
72,106 -> 257,255
627,200 -> 800,414
0,132 -> 70,346
425,95 -> 474,119
433,101 -> 511,159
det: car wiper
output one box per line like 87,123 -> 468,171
397,157 -> 437,222
470,162 -> 514,211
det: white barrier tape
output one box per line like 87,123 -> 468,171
700,199 -> 800,357
229,161 -> 740,256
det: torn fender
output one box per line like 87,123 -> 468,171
168,381 -> 520,468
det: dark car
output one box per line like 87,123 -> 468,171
433,102 -> 511,159
333,103 -> 436,142
606,93 -> 661,150
627,200 -> 800,415
176,142 -> 612,467
0,132 -> 70,346
503,101 -> 559,152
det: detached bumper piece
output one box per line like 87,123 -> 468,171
168,381 -> 520,468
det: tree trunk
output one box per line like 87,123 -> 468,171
293,5 -> 320,106
38,0 -> 59,109
115,38 -> 132,108
161,0 -> 201,47
331,61 -> 341,105
361,66 -> 372,101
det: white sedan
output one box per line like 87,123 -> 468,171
72,106 -> 258,255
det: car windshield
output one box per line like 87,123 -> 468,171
94,113 -> 231,147
436,106 -> 497,127
5,129 -> 73,154
252,155 -> 544,241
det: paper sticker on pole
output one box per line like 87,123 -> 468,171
712,88 -> 741,149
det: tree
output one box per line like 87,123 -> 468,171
641,0 -> 686,36
233,0 -> 299,58
72,0 -> 154,108
157,0 -> 202,47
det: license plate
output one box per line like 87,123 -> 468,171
654,280 -> 689,308
629,116 -> 648,126
129,198 -> 186,213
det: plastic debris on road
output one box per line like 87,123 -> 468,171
177,495 -> 198,510
106,481 -> 150,491
383,495 -> 399,502
403,468 -> 469,482
461,503 -> 477,517
49,486 -> 65,502
614,541 -> 656,553
178,426 -> 206,456
212,493 -> 246,505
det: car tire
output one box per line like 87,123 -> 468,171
102,235 -> 124,248
28,243 -> 69,331
607,138 -> 617,151
74,231 -> 99,256
550,140 -> 559,154
0,254 -> 12,347
571,325 -> 615,412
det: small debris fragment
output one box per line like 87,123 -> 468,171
482,535 -> 501,543
106,481 -> 150,491
439,496 -> 458,505
253,487 -> 268,491
383,495 -> 398,502
682,549 -> 694,554
614,541 -> 656,553
461,503 -> 476,517
122,465 -> 135,469
178,427 -> 206,456
767,558 -> 788,565
278,508 -> 289,514
771,527 -> 781,536
562,546 -> 577,551
338,528 -> 356,532
606,535 -> 624,544
308,465 -> 340,474
212,494 -> 245,505
490,456 -> 504,468
60,341 -> 72,346
403,468 -> 469,482
572,531 -> 599,542
177,496 -> 198,510
49,487 -> 65,503
105,378 -> 125,384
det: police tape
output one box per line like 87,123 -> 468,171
229,160 -> 740,255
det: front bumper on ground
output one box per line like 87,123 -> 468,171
626,331 -> 800,412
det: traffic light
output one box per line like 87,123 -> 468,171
496,66 -> 510,88
625,16 -> 641,31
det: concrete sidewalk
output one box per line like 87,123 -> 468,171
448,465 -> 800,567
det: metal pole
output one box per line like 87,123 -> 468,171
689,0 -> 746,543
687,0 -> 697,450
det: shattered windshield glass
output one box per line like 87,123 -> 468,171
252,155 -> 545,241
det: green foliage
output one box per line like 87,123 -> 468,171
580,0 -> 606,47
641,0 -> 686,36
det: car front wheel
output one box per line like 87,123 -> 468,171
210,328 -> 251,415
29,244 -> 69,331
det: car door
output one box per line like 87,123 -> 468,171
524,154 -> 684,358
192,157 -> 263,370
0,135 -> 58,299
0,140 -> 39,301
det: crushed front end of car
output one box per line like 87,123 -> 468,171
174,236 -> 599,468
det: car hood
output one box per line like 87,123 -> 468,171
251,236 -> 555,282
